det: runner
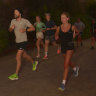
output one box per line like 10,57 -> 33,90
74,18 -> 85,47
43,13 -> 60,59
34,16 -> 46,58
55,12 -> 79,91
8,8 -> 38,80
90,19 -> 96,50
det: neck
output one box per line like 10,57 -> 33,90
62,22 -> 69,26
16,16 -> 22,21
37,21 -> 41,23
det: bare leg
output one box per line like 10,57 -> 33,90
63,50 -> 74,81
44,40 -> 50,56
36,38 -> 42,56
41,40 -> 45,48
22,51 -> 34,64
91,37 -> 95,47
15,50 -> 24,75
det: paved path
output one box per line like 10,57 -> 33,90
0,39 -> 96,96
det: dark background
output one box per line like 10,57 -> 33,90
0,0 -> 96,53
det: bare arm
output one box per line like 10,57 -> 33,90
27,25 -> 35,32
8,25 -> 15,32
72,25 -> 80,38
55,26 -> 60,40
20,25 -> 35,33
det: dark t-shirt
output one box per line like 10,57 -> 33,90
45,20 -> 56,36
91,23 -> 96,36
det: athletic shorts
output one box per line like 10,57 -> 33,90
36,32 -> 44,39
45,35 -> 55,42
61,42 -> 74,54
16,41 -> 28,50
80,32 -> 83,36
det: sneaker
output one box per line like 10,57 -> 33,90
43,56 -> 48,59
32,61 -> 38,71
57,49 -> 61,54
8,73 -> 18,80
58,83 -> 65,91
74,66 -> 79,77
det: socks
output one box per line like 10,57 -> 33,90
62,80 -> 66,85
45,52 -> 48,56
73,67 -> 76,72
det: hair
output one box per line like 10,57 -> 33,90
36,15 -> 41,21
14,8 -> 23,16
45,13 -> 51,16
61,12 -> 70,19
36,15 -> 41,18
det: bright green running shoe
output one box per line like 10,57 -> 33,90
32,61 -> 38,71
8,73 -> 18,80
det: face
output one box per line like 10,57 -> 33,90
61,14 -> 69,24
45,15 -> 51,21
14,10 -> 21,19
36,16 -> 41,22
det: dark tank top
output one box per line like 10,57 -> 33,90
59,25 -> 73,44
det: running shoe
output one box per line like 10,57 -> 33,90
32,61 -> 38,71
74,66 -> 79,77
43,56 -> 48,59
8,73 -> 18,80
58,83 -> 65,91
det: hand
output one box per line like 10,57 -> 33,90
19,29 -> 26,33
11,25 -> 15,29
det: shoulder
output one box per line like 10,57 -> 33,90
11,19 -> 16,22
22,18 -> 29,22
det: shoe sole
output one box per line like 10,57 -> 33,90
58,87 -> 65,91
8,78 -> 19,80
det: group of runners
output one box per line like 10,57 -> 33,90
8,8 -> 96,91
